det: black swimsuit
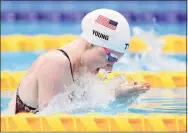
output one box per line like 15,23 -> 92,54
15,49 -> 74,114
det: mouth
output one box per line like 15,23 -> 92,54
95,68 -> 100,74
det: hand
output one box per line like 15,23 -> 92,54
132,82 -> 151,90
101,73 -> 151,97
120,82 -> 151,94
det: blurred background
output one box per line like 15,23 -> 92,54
1,0 -> 186,71
1,1 -> 186,35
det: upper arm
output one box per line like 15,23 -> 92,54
37,58 -> 72,109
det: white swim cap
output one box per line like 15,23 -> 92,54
80,9 -> 130,53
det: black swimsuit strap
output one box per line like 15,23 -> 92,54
57,49 -> 74,82
15,49 -> 74,113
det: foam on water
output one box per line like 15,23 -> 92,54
38,71 -> 118,115
115,27 -> 186,72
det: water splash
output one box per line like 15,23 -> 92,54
115,27 -> 186,72
38,71 -> 117,115
1,27 -> 186,115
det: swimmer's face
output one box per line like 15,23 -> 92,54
82,44 -> 123,74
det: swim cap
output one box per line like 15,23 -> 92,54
80,9 -> 130,53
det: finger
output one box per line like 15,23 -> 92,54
144,83 -> 151,88
141,84 -> 150,88
134,84 -> 144,90
136,85 -> 149,90
141,83 -> 151,88
142,82 -> 149,85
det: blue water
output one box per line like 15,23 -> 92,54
1,88 -> 186,114
1,51 -> 186,114
1,1 -> 186,115
1,52 -> 186,71
1,22 -> 186,35
1,98 -> 11,111
1,1 -> 186,35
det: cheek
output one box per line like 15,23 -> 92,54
87,52 -> 106,67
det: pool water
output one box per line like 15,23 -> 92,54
1,1 -> 186,115
1,22 -> 186,36
1,98 -> 11,111
1,43 -> 186,115
1,88 -> 186,115
1,52 -> 186,71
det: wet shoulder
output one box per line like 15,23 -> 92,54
35,50 -> 70,71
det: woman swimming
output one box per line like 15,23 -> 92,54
9,9 -> 150,114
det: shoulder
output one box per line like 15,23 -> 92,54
36,50 -> 71,73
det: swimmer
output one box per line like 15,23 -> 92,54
9,9 -> 150,114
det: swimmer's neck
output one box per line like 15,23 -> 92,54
59,37 -> 92,73
73,37 -> 92,50
60,37 -> 91,52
